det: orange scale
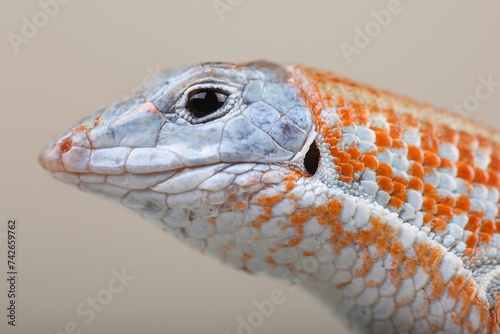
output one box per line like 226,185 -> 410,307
341,163 -> 354,176
438,126 -> 458,145
465,233 -> 478,249
399,255 -> 417,279
330,146 -> 339,157
375,131 -> 393,148
350,160 -> 365,173
479,233 -> 492,244
310,205 -> 327,216
392,182 -> 408,202
354,115 -> 369,126
490,154 -> 500,172
465,215 -> 481,233
439,158 -> 456,172
436,204 -> 453,221
347,146 -> 361,160
488,170 -> 500,188
437,194 -> 455,208
392,175 -> 409,187
481,218 -> 496,235
290,209 -> 310,226
392,139 -> 407,150
390,125 -> 403,139
326,199 -> 343,220
389,197 -> 404,209
344,176 -> 353,183
455,195 -> 470,212
457,162 -> 475,182
407,145 -> 424,163
422,197 -> 438,214
423,213 -> 434,224
338,151 -> 351,163
377,162 -> 394,178
360,154 -> 379,170
458,147 -> 476,166
332,157 -> 341,165
338,108 -> 353,122
428,246 -> 442,270
408,161 -> 425,179
377,176 -> 394,193
420,133 -> 439,153
431,217 -> 448,233
422,183 -> 436,197
473,168 -> 488,184
332,128 -> 342,138
408,177 -> 424,192
423,151 -> 441,168
428,270 -> 445,299
327,137 -> 337,146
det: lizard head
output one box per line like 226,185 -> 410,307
39,61 -> 325,272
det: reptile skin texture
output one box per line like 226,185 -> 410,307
39,62 -> 500,333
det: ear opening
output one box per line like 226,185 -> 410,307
304,140 -> 320,176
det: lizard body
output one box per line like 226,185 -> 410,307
39,61 -> 500,333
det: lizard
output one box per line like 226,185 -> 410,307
38,61 -> 500,334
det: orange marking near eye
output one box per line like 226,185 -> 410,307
290,209 -> 310,226
327,200 -> 343,220
346,146 -> 361,160
340,163 -> 354,176
360,154 -> 379,170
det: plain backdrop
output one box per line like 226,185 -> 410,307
1,1 -> 500,333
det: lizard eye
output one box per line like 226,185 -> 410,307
187,89 -> 228,118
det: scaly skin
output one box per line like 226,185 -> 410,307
39,61 -> 500,333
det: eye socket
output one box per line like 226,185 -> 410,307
187,89 -> 228,118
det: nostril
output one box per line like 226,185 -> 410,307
304,141 -> 320,176
59,137 -> 73,154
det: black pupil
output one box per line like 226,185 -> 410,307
188,90 -> 227,118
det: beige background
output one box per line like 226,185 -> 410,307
1,1 -> 500,333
